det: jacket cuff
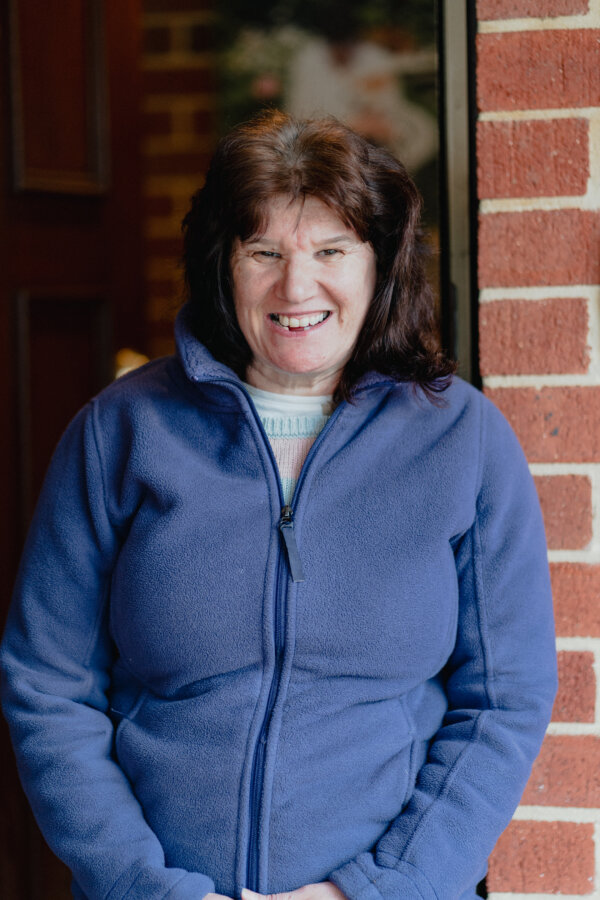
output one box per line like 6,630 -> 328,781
329,852 -> 437,900
105,861 -> 215,899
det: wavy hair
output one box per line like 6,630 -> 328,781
181,109 -> 455,401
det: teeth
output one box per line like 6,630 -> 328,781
272,312 -> 328,329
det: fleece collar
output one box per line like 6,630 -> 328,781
174,304 -> 238,384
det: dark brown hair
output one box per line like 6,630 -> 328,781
181,109 -> 455,401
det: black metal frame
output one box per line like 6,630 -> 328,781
437,0 -> 480,387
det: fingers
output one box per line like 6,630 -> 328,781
241,883 -> 344,900
242,888 -> 298,900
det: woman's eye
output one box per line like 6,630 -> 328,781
254,250 -> 280,259
318,248 -> 340,257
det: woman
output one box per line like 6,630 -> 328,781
1,111 -> 557,900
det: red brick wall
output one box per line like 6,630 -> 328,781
141,0 -> 216,358
476,0 -> 600,896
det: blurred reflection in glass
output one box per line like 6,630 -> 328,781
217,0 -> 439,294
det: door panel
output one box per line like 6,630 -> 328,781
0,1 -> 144,895
9,0 -> 109,193
16,289 -> 111,524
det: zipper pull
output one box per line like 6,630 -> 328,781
279,505 -> 305,583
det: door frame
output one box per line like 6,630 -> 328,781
438,0 -> 480,386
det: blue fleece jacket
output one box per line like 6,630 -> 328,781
1,308 -> 557,900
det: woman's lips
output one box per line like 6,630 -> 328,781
268,311 -> 331,333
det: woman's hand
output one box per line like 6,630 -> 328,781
242,882 -> 347,900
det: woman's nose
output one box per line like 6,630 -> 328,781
276,257 -> 316,304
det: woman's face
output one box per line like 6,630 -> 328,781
230,194 -> 377,395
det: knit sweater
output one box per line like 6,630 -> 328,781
244,383 -> 333,505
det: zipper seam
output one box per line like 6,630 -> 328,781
219,378 -> 329,892
194,376 -> 384,891
246,548 -> 287,891
206,379 -> 287,893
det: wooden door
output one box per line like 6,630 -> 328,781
0,1 -> 144,895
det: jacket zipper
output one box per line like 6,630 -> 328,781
246,504 -> 304,889
205,380 -> 293,891
279,505 -> 305,583
206,378 -> 349,891
246,543 -> 286,891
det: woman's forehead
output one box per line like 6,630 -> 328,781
241,194 -> 359,243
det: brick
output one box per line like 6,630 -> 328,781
477,119 -> 589,198
143,68 -> 215,95
190,24 -> 213,53
553,650 -> 596,721
147,332 -> 176,361
479,209 -> 600,288
144,237 -> 183,260
147,302 -> 178,324
479,298 -> 589,376
142,111 -> 172,136
524,735 -> 600,806
193,109 -> 216,136
488,820 -> 594,893
534,474 -> 592,549
551,563 -> 600,636
144,151 -> 212,176
477,30 -> 600,111
143,26 -> 171,54
143,196 -> 174,218
477,0 -> 589,17
147,279 -> 178,299
486,387 -> 600,462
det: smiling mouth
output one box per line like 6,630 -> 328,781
269,311 -> 331,331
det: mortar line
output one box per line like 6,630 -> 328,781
481,195 -> 599,212
595,821 -> 600,895
589,116 -> 600,200
143,95 -> 216,112
143,11 -> 215,26
479,13 -> 600,32
483,373 -> 600,387
480,286 -> 600,302
555,636 -> 600,651
546,721 -> 600,736
488,894 -> 597,899
141,54 -> 215,70
529,463 -> 600,475
589,466 -> 600,557
143,134 -> 213,155
480,108 -> 600,121
513,805 -> 600,822
587,294 -> 600,376
547,549 -> 600,562
594,647 -> 600,726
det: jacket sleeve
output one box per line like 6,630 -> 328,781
329,395 -> 558,900
0,402 -> 216,900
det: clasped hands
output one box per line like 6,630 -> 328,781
205,882 -> 347,900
